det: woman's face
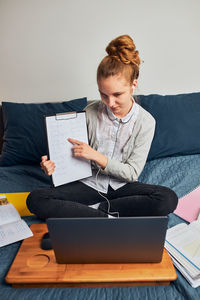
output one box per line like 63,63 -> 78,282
98,74 -> 137,118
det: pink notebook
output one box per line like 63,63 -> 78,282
174,185 -> 200,222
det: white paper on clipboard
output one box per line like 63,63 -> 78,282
45,111 -> 92,187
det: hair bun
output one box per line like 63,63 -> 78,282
106,35 -> 141,67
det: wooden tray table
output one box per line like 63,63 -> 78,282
6,223 -> 177,288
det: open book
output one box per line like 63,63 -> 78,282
0,195 -> 33,247
165,216 -> 200,288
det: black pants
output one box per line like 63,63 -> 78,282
26,181 -> 178,219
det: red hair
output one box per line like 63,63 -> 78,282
97,35 -> 141,84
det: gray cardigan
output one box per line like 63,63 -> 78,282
85,101 -> 156,183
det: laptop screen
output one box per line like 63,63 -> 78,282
47,216 -> 168,264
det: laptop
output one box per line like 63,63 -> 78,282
47,216 -> 168,264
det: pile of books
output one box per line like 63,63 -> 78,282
165,216 -> 200,288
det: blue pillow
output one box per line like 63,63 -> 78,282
0,98 -> 87,166
138,92 -> 200,160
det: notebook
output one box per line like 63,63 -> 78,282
174,185 -> 200,222
47,216 -> 168,264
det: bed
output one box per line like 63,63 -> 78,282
0,93 -> 200,299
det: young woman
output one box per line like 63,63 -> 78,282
27,35 -> 178,219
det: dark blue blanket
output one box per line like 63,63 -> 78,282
0,164 -> 51,192
1,154 -> 200,299
1,154 -> 200,197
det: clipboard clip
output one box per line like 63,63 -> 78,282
55,112 -> 77,120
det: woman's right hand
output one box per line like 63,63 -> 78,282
40,155 -> 55,176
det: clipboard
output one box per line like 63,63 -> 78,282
44,111 -> 92,187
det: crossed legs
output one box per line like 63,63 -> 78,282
26,181 -> 178,219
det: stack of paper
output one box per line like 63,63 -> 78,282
165,219 -> 200,288
0,195 -> 33,247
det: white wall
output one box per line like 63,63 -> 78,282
0,0 -> 199,103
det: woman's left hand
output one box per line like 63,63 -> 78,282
68,138 -> 97,160
68,138 -> 108,169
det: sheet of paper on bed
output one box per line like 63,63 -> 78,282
174,185 -> 200,222
165,220 -> 200,288
0,195 -> 33,247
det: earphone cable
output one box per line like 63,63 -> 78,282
95,168 -> 119,218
